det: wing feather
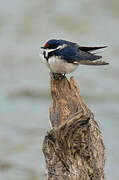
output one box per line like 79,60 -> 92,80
78,46 -> 107,52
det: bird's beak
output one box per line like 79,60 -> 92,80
41,46 -> 47,49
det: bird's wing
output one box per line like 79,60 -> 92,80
58,45 -> 109,65
48,44 -> 109,65
78,46 -> 107,52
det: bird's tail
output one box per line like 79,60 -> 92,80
79,60 -> 109,66
77,46 -> 109,65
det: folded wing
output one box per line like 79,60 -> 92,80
59,45 -> 109,65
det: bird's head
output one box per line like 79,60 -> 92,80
41,39 -> 68,51
41,39 -> 60,50
40,39 -> 72,60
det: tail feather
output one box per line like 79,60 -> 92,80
76,60 -> 109,66
78,46 -> 107,52
75,45 -> 109,65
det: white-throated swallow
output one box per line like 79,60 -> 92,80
40,39 -> 109,74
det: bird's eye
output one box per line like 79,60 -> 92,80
50,44 -> 59,49
42,40 -> 59,49
43,43 -> 58,49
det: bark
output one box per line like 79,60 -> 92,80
43,73 -> 105,180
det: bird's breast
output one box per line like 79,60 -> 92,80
48,56 -> 78,74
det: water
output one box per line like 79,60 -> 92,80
0,0 -> 119,179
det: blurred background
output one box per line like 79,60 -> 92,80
0,0 -> 119,179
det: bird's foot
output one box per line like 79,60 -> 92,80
52,73 -> 65,80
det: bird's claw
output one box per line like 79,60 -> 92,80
52,73 -> 65,80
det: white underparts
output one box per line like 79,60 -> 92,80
48,56 -> 78,74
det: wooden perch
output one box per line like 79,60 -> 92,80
43,73 -> 105,180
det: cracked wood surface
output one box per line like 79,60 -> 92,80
43,73 -> 105,180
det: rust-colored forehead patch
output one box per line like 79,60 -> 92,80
44,43 -> 49,48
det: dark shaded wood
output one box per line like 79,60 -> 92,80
43,73 -> 105,180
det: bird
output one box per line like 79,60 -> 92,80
40,39 -> 109,75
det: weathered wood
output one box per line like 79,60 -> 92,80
43,73 -> 105,180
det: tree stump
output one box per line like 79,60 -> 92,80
43,73 -> 105,180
